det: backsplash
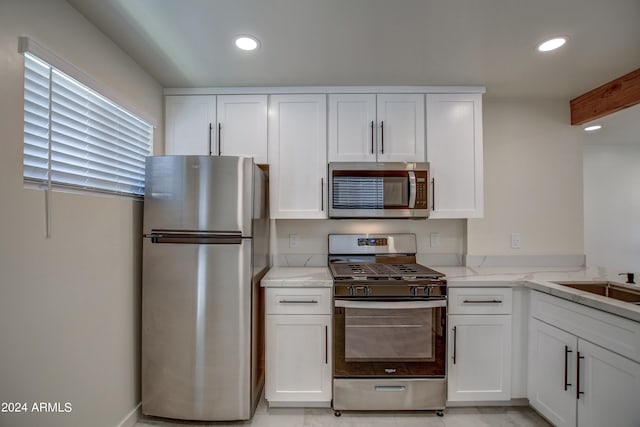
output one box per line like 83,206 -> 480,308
270,219 -> 466,267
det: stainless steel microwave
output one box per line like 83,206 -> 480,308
328,162 -> 430,219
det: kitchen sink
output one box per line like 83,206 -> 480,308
552,281 -> 640,305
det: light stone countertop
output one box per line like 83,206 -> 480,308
260,267 -> 333,288
259,265 -> 640,322
437,265 -> 640,322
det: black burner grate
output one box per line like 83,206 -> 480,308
330,263 -> 444,280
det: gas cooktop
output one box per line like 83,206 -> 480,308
329,262 -> 445,281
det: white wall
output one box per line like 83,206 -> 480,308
584,143 -> 640,272
467,98 -> 584,260
0,1 -> 162,427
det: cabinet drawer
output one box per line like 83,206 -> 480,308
448,287 -> 513,314
266,288 -> 332,315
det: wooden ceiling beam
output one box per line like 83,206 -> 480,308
570,67 -> 640,125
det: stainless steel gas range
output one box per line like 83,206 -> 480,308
328,234 -> 447,417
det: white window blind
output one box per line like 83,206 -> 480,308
23,52 -> 153,197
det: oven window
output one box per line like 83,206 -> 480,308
345,308 -> 435,362
383,177 -> 408,207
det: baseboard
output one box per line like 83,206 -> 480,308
116,402 -> 141,427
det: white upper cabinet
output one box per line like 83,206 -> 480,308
268,94 -> 327,219
165,94 -> 268,163
328,94 -> 377,162
165,95 -> 216,156
216,95 -> 268,163
328,93 -> 425,162
426,93 -> 484,218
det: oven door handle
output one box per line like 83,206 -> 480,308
334,299 -> 446,309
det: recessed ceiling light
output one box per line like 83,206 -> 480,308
537,37 -> 568,52
584,124 -> 603,132
235,36 -> 260,51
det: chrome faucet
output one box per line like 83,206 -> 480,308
618,272 -> 635,284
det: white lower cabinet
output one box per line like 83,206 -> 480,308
447,287 -> 513,402
528,319 -> 578,427
529,291 -> 640,427
265,288 -> 332,406
447,314 -> 512,401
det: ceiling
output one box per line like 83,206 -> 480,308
66,0 -> 640,101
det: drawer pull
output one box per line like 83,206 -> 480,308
374,385 -> 406,392
462,299 -> 503,304
278,299 -> 319,304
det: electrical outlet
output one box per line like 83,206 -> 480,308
511,233 -> 521,249
430,232 -> 441,248
289,233 -> 298,248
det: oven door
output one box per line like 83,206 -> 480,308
333,299 -> 446,378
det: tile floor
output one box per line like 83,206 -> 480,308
136,397 -> 552,427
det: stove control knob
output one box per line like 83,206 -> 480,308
410,286 -> 418,296
348,286 -> 355,296
423,286 -> 432,296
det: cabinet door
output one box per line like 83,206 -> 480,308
578,339 -> 640,427
165,95 -> 216,155
328,94 -> 377,162
216,95 -> 268,163
268,94 -> 327,219
266,314 -> 332,404
376,94 -> 425,162
426,93 -> 483,218
528,319 -> 577,427
447,314 -> 512,401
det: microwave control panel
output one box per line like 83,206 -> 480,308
415,171 -> 428,209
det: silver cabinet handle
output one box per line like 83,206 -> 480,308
462,299 -> 503,304
278,299 -> 319,304
380,120 -> 384,154
217,123 -> 222,156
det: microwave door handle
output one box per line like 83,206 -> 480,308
408,171 -> 417,208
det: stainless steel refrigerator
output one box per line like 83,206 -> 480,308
141,155 -> 269,421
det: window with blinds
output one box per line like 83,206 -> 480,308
23,53 -> 152,197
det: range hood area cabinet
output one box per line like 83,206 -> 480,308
163,87 -> 484,219
165,94 -> 268,163
426,93 -> 484,219
327,93 -> 425,163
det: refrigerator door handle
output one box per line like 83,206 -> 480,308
145,230 -> 243,244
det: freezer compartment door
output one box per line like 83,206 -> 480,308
141,238 -> 254,421
144,156 -> 256,235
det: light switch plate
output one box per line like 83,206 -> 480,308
511,233 -> 521,249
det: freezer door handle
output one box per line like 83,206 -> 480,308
145,230 -> 243,244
